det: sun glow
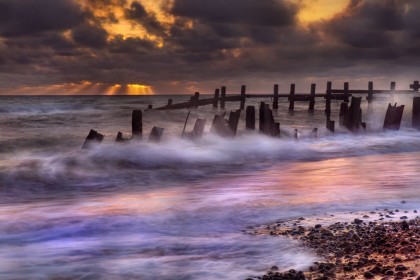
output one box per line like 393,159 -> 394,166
298,0 -> 347,23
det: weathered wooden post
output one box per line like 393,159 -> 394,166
294,129 -> 298,139
220,86 -> 226,109
308,83 -> 316,111
193,92 -> 200,107
273,84 -> 279,109
367,81 -> 373,103
259,102 -> 266,133
325,81 -> 332,117
213,89 -> 220,108
246,106 -> 255,130
344,97 -> 362,132
228,110 -> 241,136
167,98 -> 173,106
240,85 -> 246,110
148,127 -> 164,142
339,102 -> 348,126
271,123 -> 280,137
413,97 -> 420,130
211,114 -> 231,137
288,84 -> 295,111
384,103 -> 404,130
184,119 -> 207,140
132,110 -> 142,139
82,129 -> 104,149
344,82 -> 350,103
311,128 -> 318,138
263,103 -> 272,135
116,131 -> 124,142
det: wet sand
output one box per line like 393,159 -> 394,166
246,209 -> 419,280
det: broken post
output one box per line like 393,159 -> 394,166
167,99 -> 173,106
82,129 -> 104,149
273,84 -> 279,109
211,114 -> 232,137
344,97 -> 362,132
413,97 -> 420,130
288,84 -> 295,111
220,86 -> 226,109
326,119 -> 335,133
213,89 -> 220,108
184,119 -> 206,140
325,81 -> 332,117
367,81 -> 373,103
246,106 -> 255,130
383,103 -> 405,130
132,110 -> 142,139
410,81 -> 420,92
240,85 -> 246,110
308,83 -> 316,111
148,127 -> 164,143
271,122 -> 280,137
115,132 -> 129,143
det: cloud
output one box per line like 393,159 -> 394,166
72,23 -> 108,49
125,1 -> 166,36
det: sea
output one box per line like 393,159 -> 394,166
0,94 -> 419,279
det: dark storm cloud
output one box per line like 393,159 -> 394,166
0,0 -> 86,37
170,0 -> 298,27
125,1 -> 166,36
72,24 -> 108,49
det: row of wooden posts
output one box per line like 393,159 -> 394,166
155,81 -> 420,117
82,94 -> 420,149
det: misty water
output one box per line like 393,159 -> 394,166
0,94 -> 419,279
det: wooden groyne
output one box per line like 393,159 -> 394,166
82,80 -> 420,148
155,81 -> 420,113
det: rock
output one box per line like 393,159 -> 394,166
401,221 -> 409,230
400,216 -> 408,220
354,219 -> 363,225
271,266 -> 279,271
395,265 -> 408,271
384,270 -> 394,276
364,271 -> 374,278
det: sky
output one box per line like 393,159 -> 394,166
0,0 -> 420,95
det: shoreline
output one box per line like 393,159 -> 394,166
245,209 -> 419,280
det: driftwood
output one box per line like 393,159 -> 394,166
148,127 -> 164,142
384,103 -> 404,130
82,129 -> 104,149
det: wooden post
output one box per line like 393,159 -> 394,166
211,114 -> 231,137
116,131 -> 124,142
193,92 -> 200,107
390,82 -> 396,101
263,104 -> 272,135
311,128 -> 318,138
271,123 -> 280,137
344,97 -> 362,132
213,89 -> 220,108
167,99 -> 173,106
410,81 -> 420,92
246,106 -> 255,130
339,103 -> 348,126
220,86 -> 226,109
184,119 -> 207,140
367,81 -> 373,103
384,103 -> 404,130
240,85 -> 246,110
273,84 -> 279,109
228,109 -> 241,136
344,82 -> 349,103
288,84 -> 295,111
294,129 -> 298,139
325,81 -> 332,117
308,83 -> 316,111
259,102 -> 265,133
132,110 -> 142,139
82,129 -> 104,149
413,97 -> 420,129
148,127 -> 164,143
